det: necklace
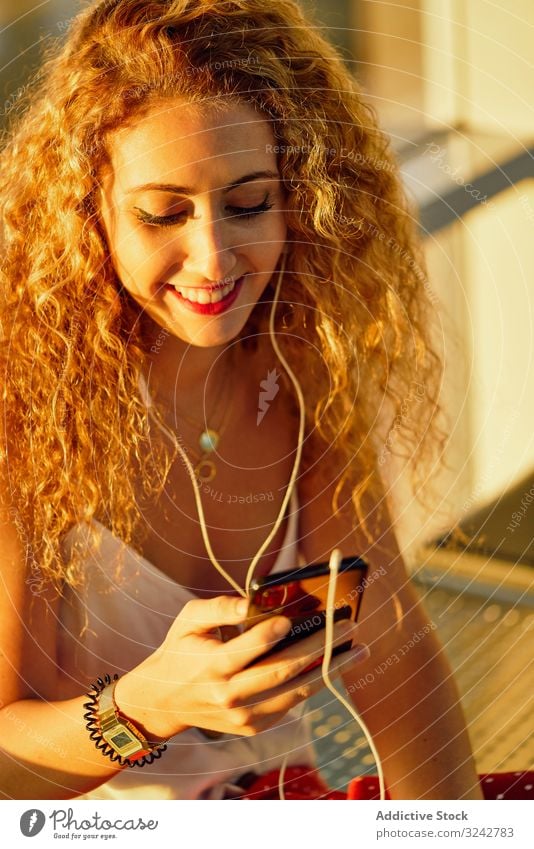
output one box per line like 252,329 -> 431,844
149,351 -> 235,484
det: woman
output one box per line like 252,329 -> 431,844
0,0 -> 482,800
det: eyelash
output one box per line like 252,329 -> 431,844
133,196 -> 274,228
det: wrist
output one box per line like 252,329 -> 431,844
115,667 -> 188,741
83,674 -> 168,768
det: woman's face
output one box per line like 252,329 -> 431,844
99,98 -> 287,348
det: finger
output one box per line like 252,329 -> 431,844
174,595 -> 249,636
230,619 -> 359,698
214,615 -> 294,675
333,641 -> 371,671
260,617 -> 360,669
250,643 -> 371,714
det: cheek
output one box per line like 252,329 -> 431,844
115,230 -> 171,285
255,214 -> 287,259
272,214 -> 288,252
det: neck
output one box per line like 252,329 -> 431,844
142,322 -> 244,422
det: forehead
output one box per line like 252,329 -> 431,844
104,99 -> 279,189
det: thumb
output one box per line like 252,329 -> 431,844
177,595 -> 248,636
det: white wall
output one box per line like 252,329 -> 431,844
421,0 -> 534,139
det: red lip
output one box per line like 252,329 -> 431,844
166,276 -> 245,315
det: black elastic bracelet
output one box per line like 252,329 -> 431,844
83,673 -> 167,768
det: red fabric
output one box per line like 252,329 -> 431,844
347,775 -> 388,800
239,766 -> 534,800
347,771 -> 534,800
478,772 -> 534,800
240,766 -> 345,799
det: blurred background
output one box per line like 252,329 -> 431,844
1,0 -> 532,788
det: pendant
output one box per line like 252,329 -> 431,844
199,428 -> 219,453
195,458 -> 217,483
195,429 -> 220,483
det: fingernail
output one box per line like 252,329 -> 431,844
236,598 -> 248,617
350,643 -> 370,661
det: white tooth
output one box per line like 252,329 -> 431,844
185,289 -> 200,303
175,278 -> 237,304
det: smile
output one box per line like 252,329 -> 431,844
166,276 -> 245,315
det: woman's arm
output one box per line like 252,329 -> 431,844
0,697 -> 128,800
0,495 -> 130,799
298,464 -> 483,800
342,578 -> 482,799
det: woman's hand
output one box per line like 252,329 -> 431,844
115,595 -> 369,740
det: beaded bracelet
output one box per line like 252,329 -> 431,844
83,673 -> 168,768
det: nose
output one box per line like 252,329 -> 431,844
180,210 -> 238,283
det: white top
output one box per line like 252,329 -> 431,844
58,487 -> 315,799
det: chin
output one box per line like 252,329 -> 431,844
176,322 -> 249,350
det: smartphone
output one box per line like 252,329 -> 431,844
244,556 -> 368,668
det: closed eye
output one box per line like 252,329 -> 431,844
228,198 -> 275,219
133,208 -> 186,227
133,196 -> 274,228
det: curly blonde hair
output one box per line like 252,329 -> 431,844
0,0 -> 444,589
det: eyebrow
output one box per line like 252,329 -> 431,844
125,170 -> 279,196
